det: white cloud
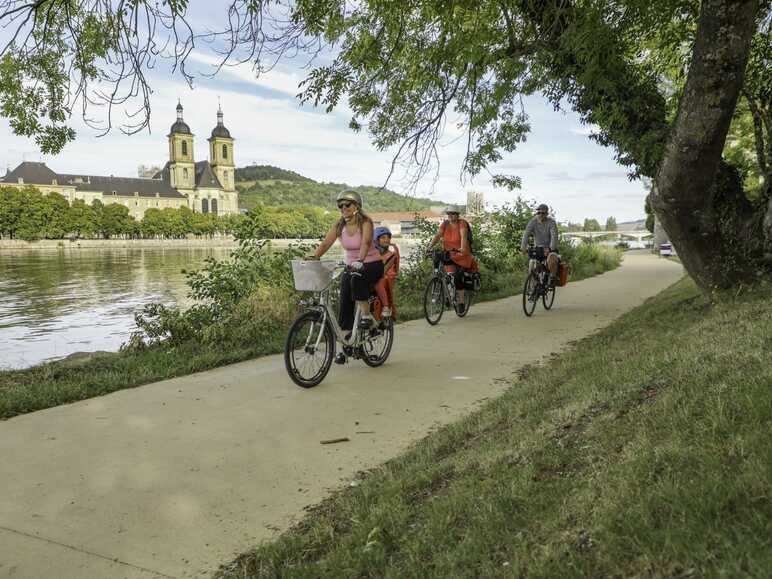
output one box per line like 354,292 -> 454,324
569,124 -> 599,136
186,51 -> 306,97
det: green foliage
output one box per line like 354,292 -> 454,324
605,216 -> 617,231
235,165 -> 313,183
237,177 -> 441,213
644,194 -> 655,233
129,231 -> 311,348
0,185 -> 352,241
0,47 -> 75,153
583,218 -> 602,232
235,205 -> 336,239
69,199 -> 98,237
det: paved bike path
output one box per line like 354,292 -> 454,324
0,252 -> 683,578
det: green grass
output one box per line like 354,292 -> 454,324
218,277 -> 772,578
0,250 -> 621,420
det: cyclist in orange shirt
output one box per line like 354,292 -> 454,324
426,205 -> 478,314
373,226 -> 400,319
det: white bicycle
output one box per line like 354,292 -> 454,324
284,260 -> 394,388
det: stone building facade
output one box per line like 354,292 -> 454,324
1,103 -> 238,219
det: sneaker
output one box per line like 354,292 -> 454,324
549,275 -> 558,288
358,316 -> 373,329
381,306 -> 392,318
334,353 -> 346,365
457,303 -> 466,314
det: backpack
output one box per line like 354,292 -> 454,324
441,219 -> 475,253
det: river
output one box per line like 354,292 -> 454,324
0,241 -> 417,370
0,247 -> 234,370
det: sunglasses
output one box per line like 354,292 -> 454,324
338,201 -> 354,209
537,210 -> 548,215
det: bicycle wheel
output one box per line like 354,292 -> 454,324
455,290 -> 473,317
543,280 -> 556,310
284,310 -> 335,388
423,277 -> 445,325
522,272 -> 539,317
361,318 -> 394,367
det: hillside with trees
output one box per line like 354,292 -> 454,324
235,165 -> 446,212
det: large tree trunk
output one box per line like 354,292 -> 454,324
518,0 -> 767,296
650,0 -> 761,295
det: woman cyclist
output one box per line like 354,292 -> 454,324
311,190 -> 384,340
426,205 -> 478,314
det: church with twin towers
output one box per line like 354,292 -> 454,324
1,102 -> 239,219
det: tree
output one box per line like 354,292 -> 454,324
644,196 -> 655,234
90,200 -> 105,238
0,0 -> 769,295
0,186 -> 29,239
161,207 -> 186,238
740,29 -> 771,201
583,219 -> 602,232
605,216 -> 618,231
100,203 -> 134,238
141,208 -> 165,238
42,192 -> 72,239
15,189 -> 48,241
70,199 -> 98,238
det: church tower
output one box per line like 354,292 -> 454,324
167,102 -> 195,191
208,104 -> 235,192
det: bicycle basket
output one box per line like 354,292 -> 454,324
291,260 -> 338,291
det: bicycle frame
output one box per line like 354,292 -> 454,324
431,252 -> 460,306
298,265 -> 370,350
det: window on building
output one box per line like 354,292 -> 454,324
222,144 -> 228,159
211,198 -> 218,215
183,168 -> 188,180
182,140 -> 188,156
202,198 -> 209,214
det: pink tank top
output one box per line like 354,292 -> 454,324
340,225 -> 381,265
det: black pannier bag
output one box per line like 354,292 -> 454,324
462,270 -> 481,291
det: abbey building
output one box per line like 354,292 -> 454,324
1,103 -> 238,219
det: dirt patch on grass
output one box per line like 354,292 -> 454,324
406,465 -> 458,505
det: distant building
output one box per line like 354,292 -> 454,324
466,190 -> 484,215
137,165 -> 161,179
1,102 -> 239,219
369,211 -> 444,236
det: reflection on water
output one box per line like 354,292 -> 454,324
0,247 -> 233,369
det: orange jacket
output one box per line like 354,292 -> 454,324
381,244 -> 400,279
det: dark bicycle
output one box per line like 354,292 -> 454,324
423,249 -> 475,325
522,247 -> 556,317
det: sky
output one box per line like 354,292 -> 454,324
0,5 -> 649,225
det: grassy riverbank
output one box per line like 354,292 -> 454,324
0,247 -> 620,420
219,276 -> 772,578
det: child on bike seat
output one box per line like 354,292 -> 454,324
373,226 -> 400,319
